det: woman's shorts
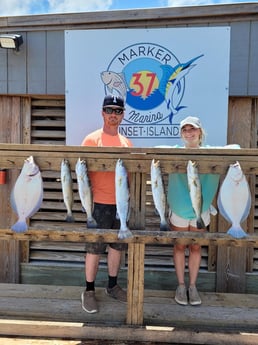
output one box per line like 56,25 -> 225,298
169,210 -> 210,229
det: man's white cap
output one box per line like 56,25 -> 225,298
180,116 -> 202,130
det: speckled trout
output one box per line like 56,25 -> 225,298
61,159 -> 74,222
150,159 -> 169,231
75,158 -> 97,228
11,156 -> 43,232
187,160 -> 205,229
218,161 -> 251,238
115,159 -> 133,239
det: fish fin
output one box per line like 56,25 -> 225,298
118,229 -> 133,240
66,214 -> 75,222
196,217 -> 206,229
209,204 -> 217,216
10,191 -> 17,214
217,194 -> 232,223
11,220 -> 28,233
87,217 -> 98,229
227,226 -> 247,239
160,221 -> 170,231
240,191 -> 252,223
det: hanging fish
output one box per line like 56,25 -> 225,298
150,159 -> 169,231
61,159 -> 74,222
217,161 -> 251,239
115,159 -> 133,239
187,160 -> 205,229
75,158 -> 97,228
10,156 -> 43,232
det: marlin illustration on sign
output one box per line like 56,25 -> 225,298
159,54 -> 204,123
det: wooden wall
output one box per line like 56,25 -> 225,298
0,4 -> 258,96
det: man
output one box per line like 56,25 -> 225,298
81,95 -> 133,314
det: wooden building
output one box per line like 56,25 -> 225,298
0,3 -> 258,342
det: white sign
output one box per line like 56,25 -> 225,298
65,27 -> 230,147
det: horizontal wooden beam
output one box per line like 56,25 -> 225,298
0,319 -> 257,344
2,227 -> 258,247
0,143 -> 258,173
1,3 -> 258,32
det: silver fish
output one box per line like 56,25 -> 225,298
10,156 -> 43,232
150,159 -> 169,231
61,159 -> 74,222
187,160 -> 205,229
217,161 -> 251,239
75,158 -> 97,228
115,159 -> 133,239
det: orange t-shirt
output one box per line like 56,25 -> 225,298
81,128 -> 133,204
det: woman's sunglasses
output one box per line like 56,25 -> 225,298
103,107 -> 124,115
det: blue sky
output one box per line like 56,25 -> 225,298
0,0 -> 256,16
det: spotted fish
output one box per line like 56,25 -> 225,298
75,158 -> 97,228
115,159 -> 133,239
61,159 -> 74,222
187,160 -> 205,229
150,159 -> 169,231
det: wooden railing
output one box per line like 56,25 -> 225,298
0,144 -> 258,325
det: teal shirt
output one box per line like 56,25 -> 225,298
167,173 -> 220,219
163,144 -> 240,219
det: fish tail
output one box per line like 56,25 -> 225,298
11,220 -> 28,233
118,229 -> 133,239
196,216 -> 206,229
87,217 -> 98,229
66,214 -> 74,223
227,226 -> 247,239
160,220 -> 170,231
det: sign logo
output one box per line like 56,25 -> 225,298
101,43 -> 203,140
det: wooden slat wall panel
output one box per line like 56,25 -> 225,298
0,96 -> 22,283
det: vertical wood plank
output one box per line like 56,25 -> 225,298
229,22 -> 250,95
0,96 -> 22,283
46,31 -> 65,94
126,243 -> 145,325
27,32 -> 46,94
7,37 -> 27,94
227,97 -> 252,147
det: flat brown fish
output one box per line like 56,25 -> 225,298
11,156 -> 43,232
218,161 -> 251,238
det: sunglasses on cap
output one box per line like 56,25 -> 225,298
103,107 -> 124,115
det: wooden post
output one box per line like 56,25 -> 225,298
126,242 -> 145,325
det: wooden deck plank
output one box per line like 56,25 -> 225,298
0,284 -> 257,333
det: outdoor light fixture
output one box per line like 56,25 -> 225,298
0,34 -> 23,51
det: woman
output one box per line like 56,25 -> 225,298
167,116 -> 220,306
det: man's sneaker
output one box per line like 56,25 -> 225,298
81,290 -> 98,313
188,286 -> 202,306
105,284 -> 127,303
175,285 -> 188,305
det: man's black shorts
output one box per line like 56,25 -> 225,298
85,203 -> 127,254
